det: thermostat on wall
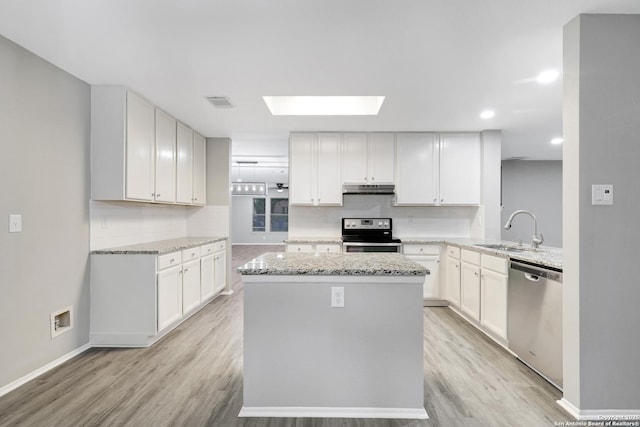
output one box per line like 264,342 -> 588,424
592,185 -> 613,205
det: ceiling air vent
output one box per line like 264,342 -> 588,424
206,96 -> 233,108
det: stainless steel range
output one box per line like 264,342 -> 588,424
341,218 -> 402,253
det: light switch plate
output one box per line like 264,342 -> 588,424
9,214 -> 22,232
592,185 -> 613,205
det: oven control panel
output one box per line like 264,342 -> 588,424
342,218 -> 392,230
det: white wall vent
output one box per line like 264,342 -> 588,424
206,96 -> 233,108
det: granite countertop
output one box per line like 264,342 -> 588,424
237,252 -> 429,276
91,236 -> 227,255
401,237 -> 562,270
283,237 -> 343,244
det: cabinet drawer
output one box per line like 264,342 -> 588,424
287,244 -> 314,253
182,247 -> 201,261
446,245 -> 460,259
316,244 -> 342,253
214,240 -> 226,252
158,251 -> 182,271
200,244 -> 215,256
403,244 -> 440,256
481,253 -> 508,274
461,249 -> 481,264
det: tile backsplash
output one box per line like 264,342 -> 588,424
90,201 -> 188,250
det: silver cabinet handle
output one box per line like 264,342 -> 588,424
433,198 -> 437,203
156,193 -> 160,197
170,259 -> 175,264
441,199 -> 444,203
184,268 -> 189,273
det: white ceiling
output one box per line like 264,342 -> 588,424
2,0 -> 640,163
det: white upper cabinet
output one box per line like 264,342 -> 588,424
192,132 -> 206,206
367,133 -> 395,184
176,124 -> 206,206
395,133 -> 438,205
125,92 -> 155,201
91,85 -> 205,206
342,133 -> 394,184
154,109 -> 176,203
341,133 -> 368,184
176,122 -> 194,204
290,133 -> 342,206
395,132 -> 481,206
439,133 -> 481,205
289,133 -> 315,205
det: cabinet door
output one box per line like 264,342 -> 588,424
316,133 -> 342,205
480,269 -> 508,339
439,133 -> 481,205
192,132 -> 206,205
176,122 -> 194,204
157,265 -> 182,331
395,133 -> 438,205
410,256 -> 441,300
342,133 -> 368,184
154,109 -> 176,203
445,257 -> 461,307
125,91 -> 155,201
289,133 -> 315,205
200,254 -> 215,302
460,261 -> 481,321
368,133 -> 395,184
315,244 -> 342,254
182,259 -> 201,315
213,250 -> 226,294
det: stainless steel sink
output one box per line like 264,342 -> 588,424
474,243 -> 528,252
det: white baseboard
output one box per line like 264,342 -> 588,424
238,406 -> 428,419
557,398 -> 640,420
0,343 -> 91,398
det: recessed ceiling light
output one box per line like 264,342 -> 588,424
479,110 -> 495,119
262,96 -> 385,116
537,69 -> 560,84
551,137 -> 564,145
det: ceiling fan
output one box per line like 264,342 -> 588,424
275,183 -> 288,192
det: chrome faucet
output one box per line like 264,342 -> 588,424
504,210 -> 544,249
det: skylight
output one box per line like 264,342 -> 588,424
262,96 -> 385,116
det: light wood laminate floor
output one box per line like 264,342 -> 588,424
0,245 -> 571,427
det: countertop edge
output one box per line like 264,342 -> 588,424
91,236 -> 227,255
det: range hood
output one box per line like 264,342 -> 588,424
342,184 -> 395,195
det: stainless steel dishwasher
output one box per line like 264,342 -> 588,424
508,260 -> 563,389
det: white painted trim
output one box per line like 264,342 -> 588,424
0,343 -> 91,398
557,398 -> 640,421
238,406 -> 428,419
220,289 -> 234,296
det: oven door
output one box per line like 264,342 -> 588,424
342,242 -> 402,253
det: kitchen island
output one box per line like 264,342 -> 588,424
237,252 -> 429,420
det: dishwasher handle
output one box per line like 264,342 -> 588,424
510,260 -> 563,283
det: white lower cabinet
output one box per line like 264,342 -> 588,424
403,244 -> 443,305
200,254 -> 215,302
444,246 -> 461,307
446,246 -> 509,344
480,255 -> 508,340
90,239 -> 227,347
213,242 -> 227,294
181,259 -> 201,315
460,260 -> 481,321
157,264 -> 182,332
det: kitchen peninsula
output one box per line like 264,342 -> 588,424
237,252 -> 429,420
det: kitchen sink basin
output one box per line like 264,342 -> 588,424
474,243 -> 529,252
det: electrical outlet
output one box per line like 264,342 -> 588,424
331,286 -> 344,308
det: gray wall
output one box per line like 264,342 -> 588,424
0,35 -> 90,388
206,137 -> 231,206
563,14 -> 640,412
232,189 -> 289,244
501,160 -> 562,247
